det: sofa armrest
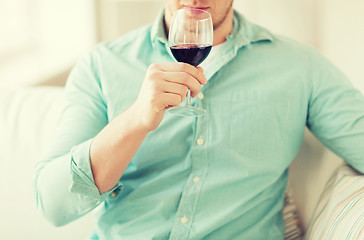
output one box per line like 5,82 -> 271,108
305,165 -> 364,239
0,87 -> 94,240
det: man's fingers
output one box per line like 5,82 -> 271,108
162,72 -> 201,98
159,92 -> 183,109
162,80 -> 188,101
153,62 -> 207,85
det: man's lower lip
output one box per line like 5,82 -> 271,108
183,7 -> 209,14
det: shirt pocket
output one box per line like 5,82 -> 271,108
229,91 -> 290,160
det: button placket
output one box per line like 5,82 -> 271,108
193,90 -> 205,110
169,114 -> 209,239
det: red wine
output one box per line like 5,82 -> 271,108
170,44 -> 212,67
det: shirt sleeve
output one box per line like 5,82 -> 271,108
306,47 -> 364,173
34,49 -> 122,227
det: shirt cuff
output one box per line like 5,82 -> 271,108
68,139 -> 123,201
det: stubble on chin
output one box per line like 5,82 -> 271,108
212,1 -> 233,30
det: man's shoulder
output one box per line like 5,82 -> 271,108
273,33 -> 330,66
256,31 -> 318,63
272,33 -> 311,51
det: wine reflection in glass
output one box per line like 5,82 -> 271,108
168,8 -> 213,117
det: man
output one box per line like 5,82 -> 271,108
34,0 -> 364,239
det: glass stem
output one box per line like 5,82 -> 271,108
186,90 -> 192,107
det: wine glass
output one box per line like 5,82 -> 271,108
168,8 -> 213,117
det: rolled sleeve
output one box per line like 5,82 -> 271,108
35,138 -> 123,227
69,139 -> 123,200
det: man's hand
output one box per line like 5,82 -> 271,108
130,62 -> 207,132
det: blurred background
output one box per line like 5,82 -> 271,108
1,0 -> 364,239
1,0 -> 364,90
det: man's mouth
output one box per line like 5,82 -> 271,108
183,5 -> 210,14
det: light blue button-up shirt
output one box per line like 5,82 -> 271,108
34,9 -> 364,239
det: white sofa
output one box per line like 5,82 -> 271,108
0,86 -> 347,239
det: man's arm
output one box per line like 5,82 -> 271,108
306,47 -> 364,173
34,50 -> 206,226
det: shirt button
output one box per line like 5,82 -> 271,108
193,177 -> 200,183
110,192 -> 117,198
110,187 -> 121,199
181,216 -> 188,224
197,137 -> 204,145
197,92 -> 204,100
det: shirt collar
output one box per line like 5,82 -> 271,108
150,8 -> 168,47
228,11 -> 274,45
150,8 -> 274,48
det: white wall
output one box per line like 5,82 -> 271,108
318,0 -> 364,93
97,0 -> 165,41
0,0 -> 34,56
234,0 -> 319,47
0,0 -> 96,88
